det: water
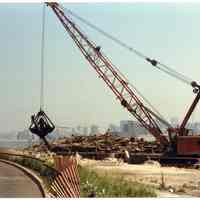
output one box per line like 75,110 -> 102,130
0,140 -> 30,149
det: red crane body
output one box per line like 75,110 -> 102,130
47,2 -> 200,156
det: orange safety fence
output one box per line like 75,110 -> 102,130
49,155 -> 80,198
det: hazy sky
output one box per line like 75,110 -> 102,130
1,2 -> 200,132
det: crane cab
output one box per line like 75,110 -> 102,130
177,135 -> 200,156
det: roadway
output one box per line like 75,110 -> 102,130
0,160 -> 44,197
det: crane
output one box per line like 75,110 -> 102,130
29,4 -> 55,149
46,2 -> 200,158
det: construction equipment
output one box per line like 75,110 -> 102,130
29,110 -> 55,149
46,3 -> 200,163
29,4 -> 55,147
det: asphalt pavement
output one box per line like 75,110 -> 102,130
0,161 -> 43,197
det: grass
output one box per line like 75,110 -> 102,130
78,165 -> 157,197
0,153 -> 157,197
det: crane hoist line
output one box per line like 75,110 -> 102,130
29,4 -> 55,148
46,3 -> 200,160
62,5 -> 193,86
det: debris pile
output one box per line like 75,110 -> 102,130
29,133 -> 162,159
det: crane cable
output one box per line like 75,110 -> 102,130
60,5 -> 170,126
29,4 -> 55,147
105,55 -> 170,126
40,3 -> 46,111
39,4 -> 68,132
62,6 -> 193,86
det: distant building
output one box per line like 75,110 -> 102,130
76,126 -> 81,133
192,122 -> 200,133
186,122 -> 200,134
120,120 -> 148,137
17,129 -> 34,141
108,124 -> 119,132
17,129 -> 36,146
83,127 -> 88,135
72,128 -> 77,135
90,125 -> 99,135
120,120 -> 136,136
74,126 -> 89,135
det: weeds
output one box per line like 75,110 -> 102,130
78,165 -> 157,197
0,154 -> 157,197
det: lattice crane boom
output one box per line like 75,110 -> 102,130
46,2 -> 169,147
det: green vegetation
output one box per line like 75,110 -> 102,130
13,157 -> 55,177
78,166 -> 157,197
0,153 -> 156,197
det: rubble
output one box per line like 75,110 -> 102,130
28,133 -> 161,159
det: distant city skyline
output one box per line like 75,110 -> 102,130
2,117 -> 200,137
1,3 -> 200,133
1,116 -> 200,149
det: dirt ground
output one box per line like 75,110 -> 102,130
79,157 -> 200,197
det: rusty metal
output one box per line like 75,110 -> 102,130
31,133 -> 162,160
177,136 -> 200,156
179,82 -> 200,136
